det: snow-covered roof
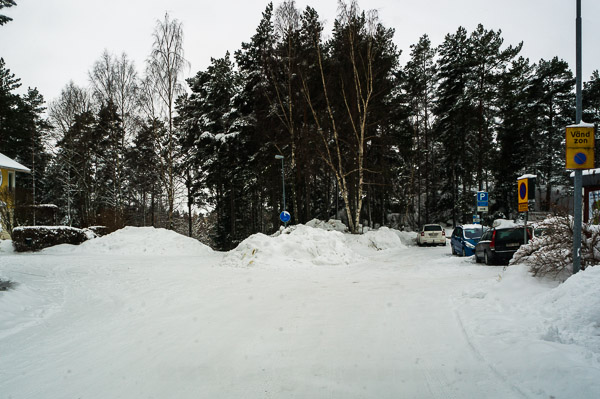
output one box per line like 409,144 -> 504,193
567,121 -> 595,128
569,168 -> 600,178
0,152 -> 31,173
517,174 -> 537,180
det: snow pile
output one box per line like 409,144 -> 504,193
222,224 -> 360,268
346,226 -> 404,251
394,230 -> 418,246
305,218 -> 348,232
535,266 -> 600,352
44,226 -> 212,256
0,239 -> 13,253
458,265 -> 600,397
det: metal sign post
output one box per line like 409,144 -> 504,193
572,0 -> 584,274
275,154 -> 288,227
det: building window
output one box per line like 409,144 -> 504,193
8,172 -> 14,191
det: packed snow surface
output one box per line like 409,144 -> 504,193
1,225 -> 599,398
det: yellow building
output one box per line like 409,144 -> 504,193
0,152 -> 31,239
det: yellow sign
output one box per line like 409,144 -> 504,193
566,126 -> 595,169
518,203 -> 529,212
518,178 -> 529,205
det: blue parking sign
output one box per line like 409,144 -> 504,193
477,191 -> 488,207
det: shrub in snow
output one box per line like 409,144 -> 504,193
510,215 -> 600,278
12,226 -> 88,252
0,279 -> 16,291
86,226 -> 108,237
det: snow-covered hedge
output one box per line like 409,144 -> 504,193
510,215 -> 600,279
12,226 -> 89,252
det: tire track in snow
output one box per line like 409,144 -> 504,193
454,310 -> 531,399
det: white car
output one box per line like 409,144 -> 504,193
416,224 -> 446,246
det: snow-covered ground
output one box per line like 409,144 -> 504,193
1,225 -> 599,398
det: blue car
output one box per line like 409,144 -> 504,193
450,224 -> 484,257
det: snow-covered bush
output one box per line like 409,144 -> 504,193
12,226 -> 88,252
510,215 -> 600,278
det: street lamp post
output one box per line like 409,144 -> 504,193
275,155 -> 287,226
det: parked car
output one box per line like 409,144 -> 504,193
475,226 -> 532,265
450,224 -> 484,257
416,224 -> 446,246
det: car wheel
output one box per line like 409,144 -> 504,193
484,251 -> 491,265
475,253 -> 481,263
462,248 -> 466,257
451,245 -> 456,255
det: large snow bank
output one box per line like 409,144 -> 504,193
222,224 -> 359,267
222,223 -> 408,268
44,226 -> 213,256
534,266 -> 600,352
459,265 -> 600,398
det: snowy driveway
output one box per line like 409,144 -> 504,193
1,228 -> 598,398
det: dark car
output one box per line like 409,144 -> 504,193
475,226 -> 532,265
450,224 -> 483,257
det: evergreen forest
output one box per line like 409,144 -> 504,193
1,0 -> 600,250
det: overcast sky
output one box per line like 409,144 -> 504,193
1,0 -> 599,104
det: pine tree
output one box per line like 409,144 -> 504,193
583,70 -> 600,124
403,34 -> 437,225
468,24 -> 522,191
434,27 -> 478,226
177,53 -> 247,249
0,58 -> 22,157
94,101 -> 125,228
0,0 -> 16,26
531,57 -> 575,210
126,118 -> 164,227
494,57 -> 536,214
14,88 -> 52,218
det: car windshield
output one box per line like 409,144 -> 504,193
496,227 -> 532,241
424,225 -> 442,231
463,228 -> 482,239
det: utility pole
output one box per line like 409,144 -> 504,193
573,0 -> 583,274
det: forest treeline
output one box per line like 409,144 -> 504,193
1,0 -> 600,250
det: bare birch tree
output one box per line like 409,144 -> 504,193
89,51 -> 140,223
301,0 -> 379,233
146,12 -> 188,230
48,82 -> 92,225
